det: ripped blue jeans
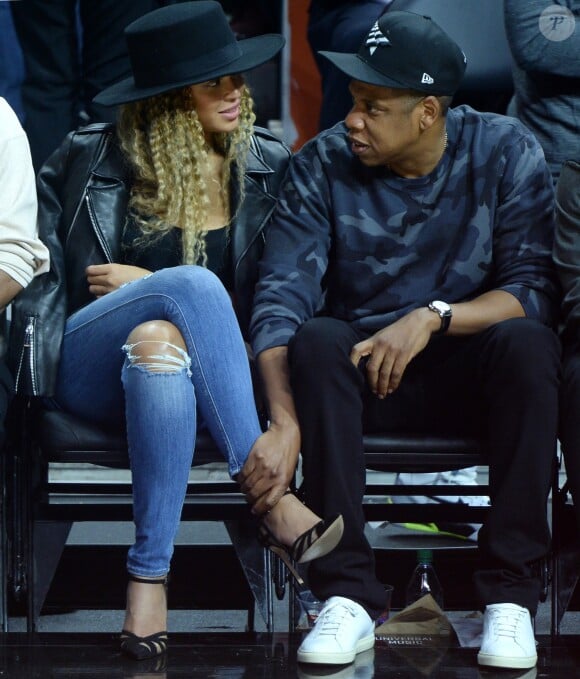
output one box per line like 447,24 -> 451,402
53,265 -> 263,577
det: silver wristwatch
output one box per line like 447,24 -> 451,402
428,300 -> 452,334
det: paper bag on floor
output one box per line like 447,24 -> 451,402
375,594 -> 453,639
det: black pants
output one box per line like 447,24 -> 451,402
11,0 -> 162,172
558,338 -> 580,538
288,316 -> 560,618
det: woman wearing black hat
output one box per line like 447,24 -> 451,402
9,1 -> 343,660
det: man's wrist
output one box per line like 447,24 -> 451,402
427,300 -> 453,334
415,306 -> 442,334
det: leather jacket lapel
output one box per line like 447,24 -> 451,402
231,136 -> 277,270
230,136 -> 279,335
84,140 -> 131,264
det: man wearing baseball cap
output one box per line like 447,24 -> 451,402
246,11 -> 559,670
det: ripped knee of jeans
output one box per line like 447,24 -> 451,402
122,340 -> 192,377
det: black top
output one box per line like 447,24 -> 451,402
122,217 -> 233,290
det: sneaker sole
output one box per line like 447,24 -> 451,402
298,515 -> 344,564
477,651 -> 537,669
297,632 -> 375,665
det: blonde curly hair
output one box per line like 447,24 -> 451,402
117,85 -> 256,265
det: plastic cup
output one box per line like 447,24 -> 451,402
297,590 -> 325,628
375,584 -> 394,626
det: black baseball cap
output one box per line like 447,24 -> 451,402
319,11 -> 467,96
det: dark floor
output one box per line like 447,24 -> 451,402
2,466 -> 577,678
0,632 -> 579,678
2,517 -> 579,677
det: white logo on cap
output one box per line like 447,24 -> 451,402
365,21 -> 390,55
421,73 -> 434,84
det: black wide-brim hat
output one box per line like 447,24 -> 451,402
94,1 -> 285,106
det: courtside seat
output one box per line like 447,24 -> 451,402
7,398 -> 275,632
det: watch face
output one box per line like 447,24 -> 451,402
430,300 -> 451,315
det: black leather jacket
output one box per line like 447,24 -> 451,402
8,123 -> 290,396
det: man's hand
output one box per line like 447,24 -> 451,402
350,307 -> 438,398
86,263 -> 151,297
237,422 -> 300,516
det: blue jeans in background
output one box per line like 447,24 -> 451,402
52,265 -> 263,577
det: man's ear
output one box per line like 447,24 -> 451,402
418,96 -> 440,131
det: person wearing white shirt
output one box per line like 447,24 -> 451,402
0,96 -> 49,445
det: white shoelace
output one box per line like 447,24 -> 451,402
489,607 -> 526,639
315,601 -> 357,637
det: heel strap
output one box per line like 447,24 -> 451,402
128,573 -> 169,585
290,520 -> 323,562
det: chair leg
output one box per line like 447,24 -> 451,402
273,552 -> 287,601
0,448 -> 7,632
245,598 -> 256,632
551,549 -> 559,637
28,520 -> 72,632
288,576 -> 302,633
553,529 -> 580,636
550,482 -> 580,637
225,519 -> 274,632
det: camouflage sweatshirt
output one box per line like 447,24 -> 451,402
251,105 -> 558,355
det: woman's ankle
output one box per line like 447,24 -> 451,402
264,493 -> 321,546
123,579 -> 167,637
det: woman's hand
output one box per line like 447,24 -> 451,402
238,422 -> 301,516
86,263 -> 151,297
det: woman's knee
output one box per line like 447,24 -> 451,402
153,265 -> 227,302
124,320 -> 190,373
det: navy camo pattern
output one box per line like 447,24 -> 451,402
251,105 -> 558,355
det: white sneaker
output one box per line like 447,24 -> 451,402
297,596 -> 375,665
477,603 -> 537,669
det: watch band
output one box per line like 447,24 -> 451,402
437,313 -> 452,334
428,300 -> 452,335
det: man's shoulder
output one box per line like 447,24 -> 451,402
312,121 -> 349,146
451,105 -> 533,144
294,122 -> 350,164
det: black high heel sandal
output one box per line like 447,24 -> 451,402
258,492 -> 344,586
120,574 -> 169,661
